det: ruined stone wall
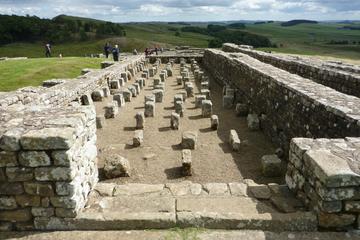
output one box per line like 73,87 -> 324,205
222,43 -> 360,98
203,49 -> 360,152
0,55 -> 146,231
287,138 -> 360,229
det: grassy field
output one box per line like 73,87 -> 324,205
246,22 -> 360,59
0,57 -> 103,91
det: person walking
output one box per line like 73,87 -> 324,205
104,43 -> 111,58
45,43 -> 51,58
112,45 -> 120,62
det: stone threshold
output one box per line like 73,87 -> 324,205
33,181 -> 317,231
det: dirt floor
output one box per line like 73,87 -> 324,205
95,63 -> 281,184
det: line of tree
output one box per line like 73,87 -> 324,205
181,24 -> 273,48
0,14 -> 126,45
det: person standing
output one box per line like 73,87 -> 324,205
104,43 -> 111,58
112,44 -> 120,62
45,43 -> 51,58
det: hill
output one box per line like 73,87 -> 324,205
281,20 -> 318,27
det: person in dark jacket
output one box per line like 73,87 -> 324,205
112,45 -> 120,61
45,43 -> 51,57
104,43 -> 111,58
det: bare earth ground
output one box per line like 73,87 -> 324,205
95,63 -> 279,184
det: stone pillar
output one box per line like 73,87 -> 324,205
113,93 -> 125,108
133,130 -> 144,147
181,149 -> 192,176
171,112 -> 180,130
153,90 -> 164,103
211,115 -> 219,130
104,101 -> 119,119
145,102 -> 155,117
175,101 -> 184,117
91,89 -> 104,102
122,90 -> 132,102
202,100 -> 213,118
135,112 -> 145,129
229,129 -> 241,152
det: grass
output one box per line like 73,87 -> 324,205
245,22 -> 360,59
0,57 -> 103,91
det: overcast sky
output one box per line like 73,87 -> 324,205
0,0 -> 359,22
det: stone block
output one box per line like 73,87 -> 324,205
144,95 -> 155,103
261,154 -> 282,177
195,95 -> 206,108
0,209 -> 32,222
145,101 -> 155,118
135,112 -> 145,129
133,83 -> 141,95
153,90 -> 164,103
118,78 -> 125,86
34,167 -> 75,181
0,128 -> 24,151
141,72 -> 148,79
91,90 -> 103,102
20,128 -> 75,150
96,116 -> 106,129
318,212 -> 356,228
175,101 -> 184,117
201,89 -> 211,99
211,115 -> 219,130
174,94 -> 183,106
235,103 -> 249,117
182,150 -> 192,176
128,86 -> 137,97
171,112 -> 180,130
133,130 -> 144,147
247,114 -> 260,131
110,79 -> 120,90
201,81 -> 209,90
24,182 -> 54,196
0,196 -> 17,210
176,76 -> 183,85
153,78 -> 161,86
15,195 -> 40,207
19,151 -> 50,167
122,89 -> 132,102
160,73 -> 166,82
185,83 -> 194,97
180,90 -> 187,102
104,102 -> 119,119
223,95 -> 234,109
0,183 -> 24,195
229,130 -> 241,152
104,154 -> 131,178
6,167 -> 33,182
181,131 -> 198,150
81,94 -> 93,106
31,207 -> 54,217
113,93 -> 125,107
201,100 -> 213,118
0,151 -> 18,167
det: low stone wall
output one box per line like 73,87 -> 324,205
222,43 -> 360,98
0,55 -> 146,231
287,137 -> 360,229
203,49 -> 360,152
0,105 -> 97,231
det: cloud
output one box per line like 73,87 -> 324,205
0,0 -> 359,21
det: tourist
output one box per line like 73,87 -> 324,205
45,43 -> 51,58
112,45 -> 120,62
104,43 -> 111,58
155,47 -> 158,55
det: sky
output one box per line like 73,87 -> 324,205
0,0 -> 359,22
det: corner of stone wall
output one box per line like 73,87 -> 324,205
0,105 -> 98,231
286,137 -> 360,230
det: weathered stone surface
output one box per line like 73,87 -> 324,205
203,183 -> 229,195
165,181 -> 202,196
181,150 -> 192,176
104,154 -> 131,178
175,101 -> 184,117
31,207 -> 55,217
261,155 -> 282,177
56,208 -> 77,218
228,182 -> 248,197
133,130 -> 144,147
210,115 -> 219,130
171,112 -> 180,130
0,182 -> 24,195
135,112 -> 145,129
0,151 -> 18,167
0,196 -> 17,209
19,151 -> 51,167
235,103 -> 249,117
24,182 -> 54,196
0,128 -> 24,151
91,90 -> 104,102
35,167 -> 75,181
181,131 -> 198,150
145,101 -> 155,117
21,128 -> 75,150
0,209 -> 32,222
94,183 -> 116,197
153,89 -> 164,103
122,89 -> 132,102
229,130 -> 241,152
104,102 -> 119,119
6,167 -> 33,182
15,195 -> 40,207
201,100 -> 213,117
247,114 -> 260,131
318,212 -> 356,228
246,180 -> 271,200
113,93 -> 125,108
114,184 -> 165,196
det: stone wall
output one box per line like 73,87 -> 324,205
222,43 -> 360,98
0,55 -> 146,231
287,137 -> 360,229
203,49 -> 360,152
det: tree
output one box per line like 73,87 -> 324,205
80,29 -> 88,41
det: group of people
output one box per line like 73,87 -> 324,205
104,43 -> 120,61
144,46 -> 163,57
